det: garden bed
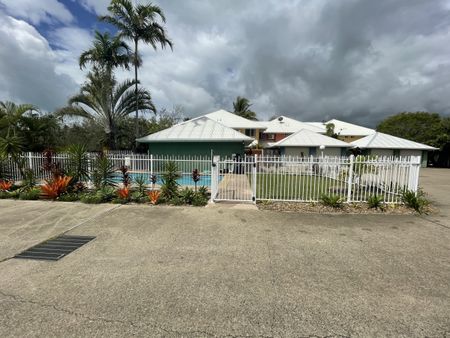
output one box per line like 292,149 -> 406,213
257,200 -> 435,214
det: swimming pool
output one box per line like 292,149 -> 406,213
113,173 -> 217,187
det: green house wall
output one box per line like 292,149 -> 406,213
145,142 -> 246,157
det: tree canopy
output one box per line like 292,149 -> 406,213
232,96 -> 257,120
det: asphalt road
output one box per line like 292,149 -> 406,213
0,168 -> 449,337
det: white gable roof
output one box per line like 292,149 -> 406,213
263,116 -> 324,134
304,122 -> 326,132
204,109 -> 266,129
271,129 -> 350,148
136,116 -> 254,143
350,132 -> 438,150
326,119 -> 375,136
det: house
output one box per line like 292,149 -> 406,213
306,119 -> 375,142
350,132 -> 438,167
204,109 -> 267,142
260,116 -> 325,146
269,129 -> 351,157
136,116 -> 254,157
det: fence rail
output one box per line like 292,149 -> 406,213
2,152 -> 421,204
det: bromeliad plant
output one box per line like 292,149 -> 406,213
0,179 -> 13,192
160,161 -> 180,200
41,175 -> 72,199
119,165 -> 131,187
192,169 -> 200,191
116,186 -> 130,200
147,190 -> 161,204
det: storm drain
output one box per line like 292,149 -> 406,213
14,235 -> 95,261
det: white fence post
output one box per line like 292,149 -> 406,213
27,152 -> 32,170
347,155 -> 354,202
210,155 -> 219,202
252,154 -> 257,203
87,153 -> 92,187
150,154 -> 153,177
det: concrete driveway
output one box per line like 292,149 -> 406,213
0,169 -> 449,337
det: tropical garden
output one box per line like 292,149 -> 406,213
0,0 -> 209,207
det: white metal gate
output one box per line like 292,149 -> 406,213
211,155 -> 256,203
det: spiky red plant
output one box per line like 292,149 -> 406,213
117,186 -> 130,200
0,179 -> 13,192
147,190 -> 161,205
40,176 -> 72,199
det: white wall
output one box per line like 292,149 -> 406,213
323,147 -> 342,157
370,148 -> 393,157
284,147 -> 309,157
284,147 -> 343,157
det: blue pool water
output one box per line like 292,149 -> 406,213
114,173 -> 216,187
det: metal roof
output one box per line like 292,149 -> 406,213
270,129 -> 350,148
263,116 -> 325,134
326,119 -> 375,136
136,116 -> 254,143
350,132 -> 438,150
204,109 -> 267,129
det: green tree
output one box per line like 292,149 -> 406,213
79,31 -> 131,74
0,101 -> 37,136
58,70 -> 155,149
377,111 -> 450,167
232,96 -> 257,120
376,112 -> 443,147
325,123 -> 338,138
100,0 -> 173,140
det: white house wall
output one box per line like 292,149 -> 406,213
284,147 -> 342,157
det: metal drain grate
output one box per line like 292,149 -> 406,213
14,235 -> 95,261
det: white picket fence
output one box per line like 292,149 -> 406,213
3,152 -> 421,204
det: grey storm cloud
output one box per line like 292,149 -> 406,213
1,0 -> 450,126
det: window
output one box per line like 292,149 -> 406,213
245,129 -> 255,137
267,133 -> 275,140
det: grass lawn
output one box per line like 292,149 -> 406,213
255,173 -> 346,201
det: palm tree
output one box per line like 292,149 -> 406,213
79,31 -> 132,74
58,70 -> 155,149
100,0 -> 173,140
232,96 -> 257,120
0,101 -> 37,135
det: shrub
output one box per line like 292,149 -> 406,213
20,169 -> 36,192
96,186 -> 116,202
402,189 -> 429,214
367,194 -> 385,210
92,154 -> 116,189
161,161 -> 180,200
0,191 -> 11,199
18,188 -> 40,200
169,196 -> 184,206
58,193 -> 81,202
66,144 -> 89,184
80,193 -> 103,204
0,179 -> 13,192
130,191 -> 147,203
319,194 -> 343,208
179,187 -> 195,204
198,186 -> 208,199
192,169 -> 200,191
192,193 -> 208,206
147,190 -> 161,205
41,176 -> 72,199
134,175 -> 147,197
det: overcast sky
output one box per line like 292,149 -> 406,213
1,0 -> 450,127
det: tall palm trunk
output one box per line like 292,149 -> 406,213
134,38 -> 139,148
